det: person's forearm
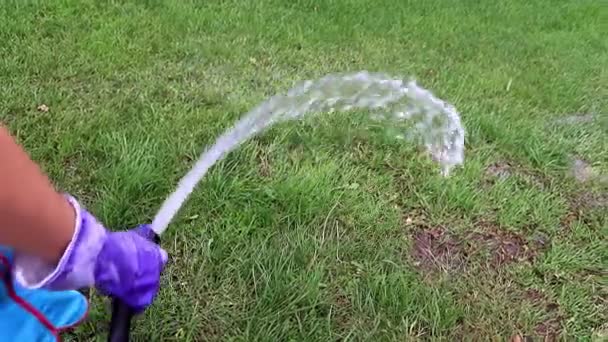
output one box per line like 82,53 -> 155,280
0,125 -> 75,264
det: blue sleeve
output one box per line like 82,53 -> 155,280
0,246 -> 89,342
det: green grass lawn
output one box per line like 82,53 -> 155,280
1,0 -> 606,340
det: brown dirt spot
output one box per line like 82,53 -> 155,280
401,209 -> 429,229
485,161 -> 512,180
524,288 -> 546,303
484,161 -> 547,189
335,293 -> 350,308
534,319 -> 561,340
561,190 -> 607,231
525,289 -> 560,312
577,191 -> 608,209
411,227 -> 465,273
559,210 -> 579,229
468,228 -> 538,267
523,288 -> 563,338
332,292 -> 353,330
409,222 -> 544,274
256,148 -> 272,178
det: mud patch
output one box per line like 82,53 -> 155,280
411,227 -> 465,273
468,228 -> 539,267
575,191 -> 607,209
410,223 -> 544,274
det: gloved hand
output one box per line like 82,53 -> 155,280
11,195 -> 168,313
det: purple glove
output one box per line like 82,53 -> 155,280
11,195 -> 168,313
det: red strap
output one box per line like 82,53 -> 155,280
0,254 -> 60,341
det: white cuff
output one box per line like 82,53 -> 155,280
13,195 -> 85,289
